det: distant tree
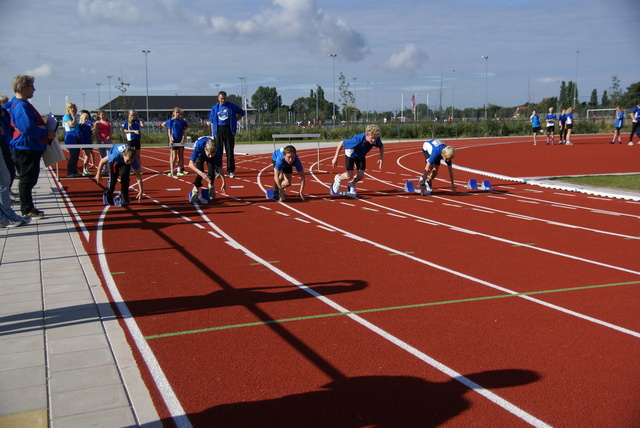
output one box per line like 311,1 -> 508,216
609,75 -> 622,106
601,90 -> 610,107
115,76 -> 131,118
589,89 -> 598,107
620,81 -> 640,107
338,72 -> 354,120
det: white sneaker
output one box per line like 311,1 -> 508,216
565,141 -> 573,145
346,182 -> 356,195
229,172 -> 235,178
331,174 -> 341,194
628,142 -> 634,146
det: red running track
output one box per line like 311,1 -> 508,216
55,134 -> 640,427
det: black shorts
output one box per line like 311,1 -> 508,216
532,126 -> 541,133
345,156 -> 366,171
272,160 -> 293,174
565,124 -> 573,130
128,140 -> 141,150
546,126 -> 555,132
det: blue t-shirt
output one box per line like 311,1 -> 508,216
7,97 -> 48,151
272,148 -> 303,172
530,114 -> 540,128
343,133 -> 383,158
190,136 -> 222,166
165,118 -> 188,142
545,113 -> 556,127
78,123 -> 93,144
108,143 -> 140,169
559,113 -> 567,125
123,119 -> 142,141
615,111 -> 624,128
422,139 -> 452,166
632,106 -> 640,121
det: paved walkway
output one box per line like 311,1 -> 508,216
0,165 -> 160,428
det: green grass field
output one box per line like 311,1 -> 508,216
550,174 -> 640,192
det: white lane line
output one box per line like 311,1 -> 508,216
193,204 -> 552,428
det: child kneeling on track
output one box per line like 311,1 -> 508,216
272,145 -> 306,202
331,124 -> 384,195
418,139 -> 456,195
188,136 -> 226,203
95,144 -> 143,206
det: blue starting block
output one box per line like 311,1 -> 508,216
404,181 -> 415,193
266,189 -> 275,199
465,178 -> 493,191
479,180 -> 493,191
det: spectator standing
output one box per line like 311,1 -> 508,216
209,91 -> 245,178
6,75 -> 55,219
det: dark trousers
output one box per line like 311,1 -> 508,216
106,162 -> 131,203
630,122 -> 640,142
0,141 -> 16,186
65,134 -> 80,175
193,159 -> 217,188
216,125 -> 235,173
13,149 -> 43,215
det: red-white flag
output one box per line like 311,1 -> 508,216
411,94 -> 416,113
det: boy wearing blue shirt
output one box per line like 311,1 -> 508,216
610,106 -> 624,144
331,124 -> 384,195
188,136 -> 226,203
95,144 -> 143,206
418,139 -> 456,195
545,107 -> 556,145
271,145 -> 306,202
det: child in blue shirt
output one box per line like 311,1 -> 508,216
331,124 -> 384,195
78,112 -> 94,176
530,110 -> 541,146
545,107 -> 556,145
271,145 -> 306,201
188,136 -> 226,202
164,107 -> 189,176
418,139 -> 456,195
610,107 -> 624,144
95,144 -> 143,206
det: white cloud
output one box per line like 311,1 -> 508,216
25,64 -> 53,78
200,0 -> 369,61
77,0 -> 142,23
382,43 -> 428,75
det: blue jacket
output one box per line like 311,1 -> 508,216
7,97 -> 48,151
209,101 -> 245,136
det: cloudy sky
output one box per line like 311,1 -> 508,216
1,0 -> 638,116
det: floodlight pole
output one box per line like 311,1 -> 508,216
330,53 -> 337,125
142,50 -> 150,121
482,55 -> 488,120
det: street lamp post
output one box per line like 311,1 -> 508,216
352,77 -> 357,123
574,51 -> 580,109
142,50 -> 150,121
451,69 -> 455,122
106,75 -> 113,120
96,82 -> 101,110
315,84 -> 319,123
330,53 -> 337,124
481,55 -> 488,120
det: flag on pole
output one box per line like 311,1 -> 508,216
411,94 -> 416,114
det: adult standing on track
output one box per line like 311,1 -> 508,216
418,139 -> 456,196
331,124 -> 384,196
209,91 -> 245,179
628,102 -> 640,146
7,75 -> 55,220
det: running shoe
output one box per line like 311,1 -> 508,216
331,174 -> 341,194
229,172 -> 235,178
346,182 -> 356,195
